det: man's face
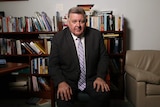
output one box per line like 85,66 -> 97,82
67,13 -> 86,37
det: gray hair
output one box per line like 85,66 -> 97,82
68,7 -> 86,20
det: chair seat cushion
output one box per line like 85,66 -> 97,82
146,83 -> 160,95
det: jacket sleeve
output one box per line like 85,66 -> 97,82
48,33 -> 66,87
96,33 -> 109,80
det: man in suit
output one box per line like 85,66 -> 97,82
49,7 -> 110,107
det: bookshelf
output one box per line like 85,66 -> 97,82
85,8 -> 126,99
0,9 -> 127,107
0,31 -> 55,100
102,28 -> 126,99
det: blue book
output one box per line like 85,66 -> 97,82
103,13 -> 108,31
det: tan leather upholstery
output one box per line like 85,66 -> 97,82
125,50 -> 160,107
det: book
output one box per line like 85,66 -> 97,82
120,14 -> 124,31
11,17 -> 16,32
9,81 -> 27,87
21,16 -> 26,32
26,97 -> 41,105
34,11 -> 46,31
53,14 -> 58,31
43,38 -> 48,54
29,41 -> 43,55
41,11 -> 52,31
2,17 -> 7,32
103,33 -> 119,37
44,57 -> 49,74
21,42 -> 34,54
52,16 -> 56,31
32,76 -> 39,92
77,4 -> 94,11
0,58 -> 6,65
100,10 -> 113,15
44,12 -> 52,29
25,42 -> 37,54
37,98 -> 51,106
15,17 -> 20,32
6,16 -> 12,32
0,38 -> 7,54
47,40 -> 51,54
31,17 -> 41,31
37,77 -> 51,91
36,57 -> 48,74
32,58 -> 38,74
33,41 -> 46,54
37,57 -> 43,74
107,14 -> 115,31
103,13 -> 108,31
106,39 -> 110,53
16,40 -> 22,55
113,38 -> 121,54
91,16 -> 100,30
99,15 -> 104,31
86,14 -> 91,27
103,39 -> 108,50
0,16 -> 3,32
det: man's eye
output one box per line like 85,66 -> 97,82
72,20 -> 77,23
71,20 -> 85,24
80,20 -> 85,23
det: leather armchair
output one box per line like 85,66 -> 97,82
125,50 -> 160,107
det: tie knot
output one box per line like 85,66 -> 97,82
77,37 -> 82,42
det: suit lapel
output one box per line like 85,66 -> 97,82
65,29 -> 79,65
84,32 -> 90,66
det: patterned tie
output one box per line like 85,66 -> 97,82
77,38 -> 86,91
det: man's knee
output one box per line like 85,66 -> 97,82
90,91 -> 110,101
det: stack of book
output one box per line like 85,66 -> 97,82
9,70 -> 29,92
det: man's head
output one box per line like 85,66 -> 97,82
67,7 -> 87,37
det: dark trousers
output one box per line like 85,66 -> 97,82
55,81 -> 110,107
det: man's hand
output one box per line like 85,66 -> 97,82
93,77 -> 110,92
57,82 -> 72,101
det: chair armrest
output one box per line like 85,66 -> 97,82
125,65 -> 160,84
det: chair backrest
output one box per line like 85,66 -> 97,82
125,50 -> 160,75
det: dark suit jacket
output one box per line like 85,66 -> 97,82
49,27 -> 109,88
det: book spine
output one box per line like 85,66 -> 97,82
31,17 -> 41,31
37,77 -> 51,91
32,76 -> 39,92
33,42 -> 46,54
41,12 -> 52,31
21,42 -> 33,54
16,40 -> 22,55
2,17 -> 7,32
35,12 -> 46,31
29,41 -> 42,55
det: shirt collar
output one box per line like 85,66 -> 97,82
71,33 -> 84,41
